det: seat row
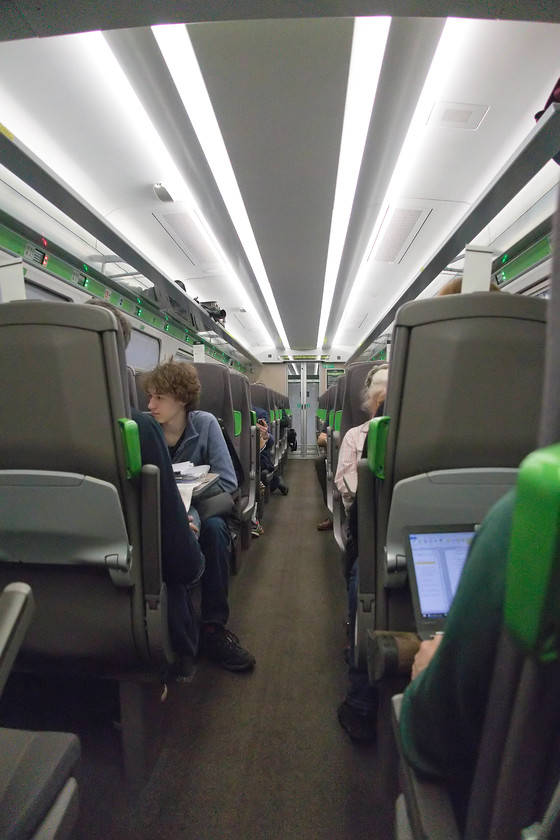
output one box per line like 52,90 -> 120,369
353,292 -> 546,665
320,363 -> 376,551
318,292 -> 546,658
131,366 -> 290,544
0,300 -> 290,800
319,291 -> 550,838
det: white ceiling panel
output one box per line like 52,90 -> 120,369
0,10 -> 560,363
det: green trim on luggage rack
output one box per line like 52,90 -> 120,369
0,218 -> 248,374
506,443 -> 560,661
367,416 -> 390,479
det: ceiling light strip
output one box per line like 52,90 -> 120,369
316,16 -> 391,349
95,30 -> 276,349
333,18 -> 471,347
152,23 -> 290,349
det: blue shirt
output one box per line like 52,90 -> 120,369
170,410 -> 237,494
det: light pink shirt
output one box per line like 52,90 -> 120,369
334,420 -> 370,511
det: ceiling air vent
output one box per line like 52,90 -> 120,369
372,206 -> 431,264
428,101 -> 489,131
154,210 -> 221,275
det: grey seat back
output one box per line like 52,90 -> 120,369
250,383 -> 272,419
229,370 -> 257,523
331,362 -> 375,549
357,293 -> 547,650
277,392 -> 290,463
0,582 -> 81,840
324,382 -> 337,427
317,388 -> 330,433
127,366 -> 139,410
0,301 -> 169,670
251,382 -> 279,467
192,362 -> 236,444
338,362 -> 375,442
384,293 -> 544,580
326,374 -> 346,513
386,293 -> 545,485
133,368 -> 150,411
272,391 -> 286,461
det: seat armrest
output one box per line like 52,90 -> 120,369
326,428 -> 340,513
0,582 -> 34,696
246,425 -> 257,512
140,465 -> 162,605
391,694 -> 461,840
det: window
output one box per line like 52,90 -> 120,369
127,329 -> 160,369
25,281 -> 71,302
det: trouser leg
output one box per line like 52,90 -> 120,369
346,561 -> 378,713
198,515 -> 230,626
315,453 -> 328,507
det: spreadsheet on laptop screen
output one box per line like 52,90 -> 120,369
408,530 -> 476,618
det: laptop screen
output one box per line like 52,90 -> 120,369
406,526 -> 477,637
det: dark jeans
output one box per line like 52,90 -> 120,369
199,515 -> 231,626
347,560 -> 378,714
315,452 -> 328,507
269,471 -> 286,493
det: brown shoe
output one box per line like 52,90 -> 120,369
317,518 -> 333,531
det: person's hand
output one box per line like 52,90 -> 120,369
257,419 -> 269,440
411,634 -> 443,681
188,515 -> 199,535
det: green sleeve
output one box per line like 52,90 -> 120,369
399,489 -> 515,794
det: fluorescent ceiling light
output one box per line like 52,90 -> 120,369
333,18 -> 473,347
153,23 -> 290,350
99,32 -> 276,347
0,31 -> 275,348
316,16 -> 391,349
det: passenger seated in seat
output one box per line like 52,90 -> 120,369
337,365 -> 389,742
87,299 -> 204,658
437,276 -> 500,295
334,365 -> 389,512
143,360 -> 256,672
253,405 -> 289,496
399,489 -> 515,830
315,419 -> 332,531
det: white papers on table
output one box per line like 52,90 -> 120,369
173,462 -> 210,480
175,470 -> 219,514
177,482 -> 195,512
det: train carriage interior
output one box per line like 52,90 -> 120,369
1,1 -> 560,838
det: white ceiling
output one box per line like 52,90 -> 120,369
1,4 -> 560,363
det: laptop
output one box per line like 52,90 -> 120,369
405,524 -> 478,639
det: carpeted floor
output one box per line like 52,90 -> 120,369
3,459 -> 397,839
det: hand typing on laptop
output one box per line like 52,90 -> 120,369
411,633 -> 444,681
